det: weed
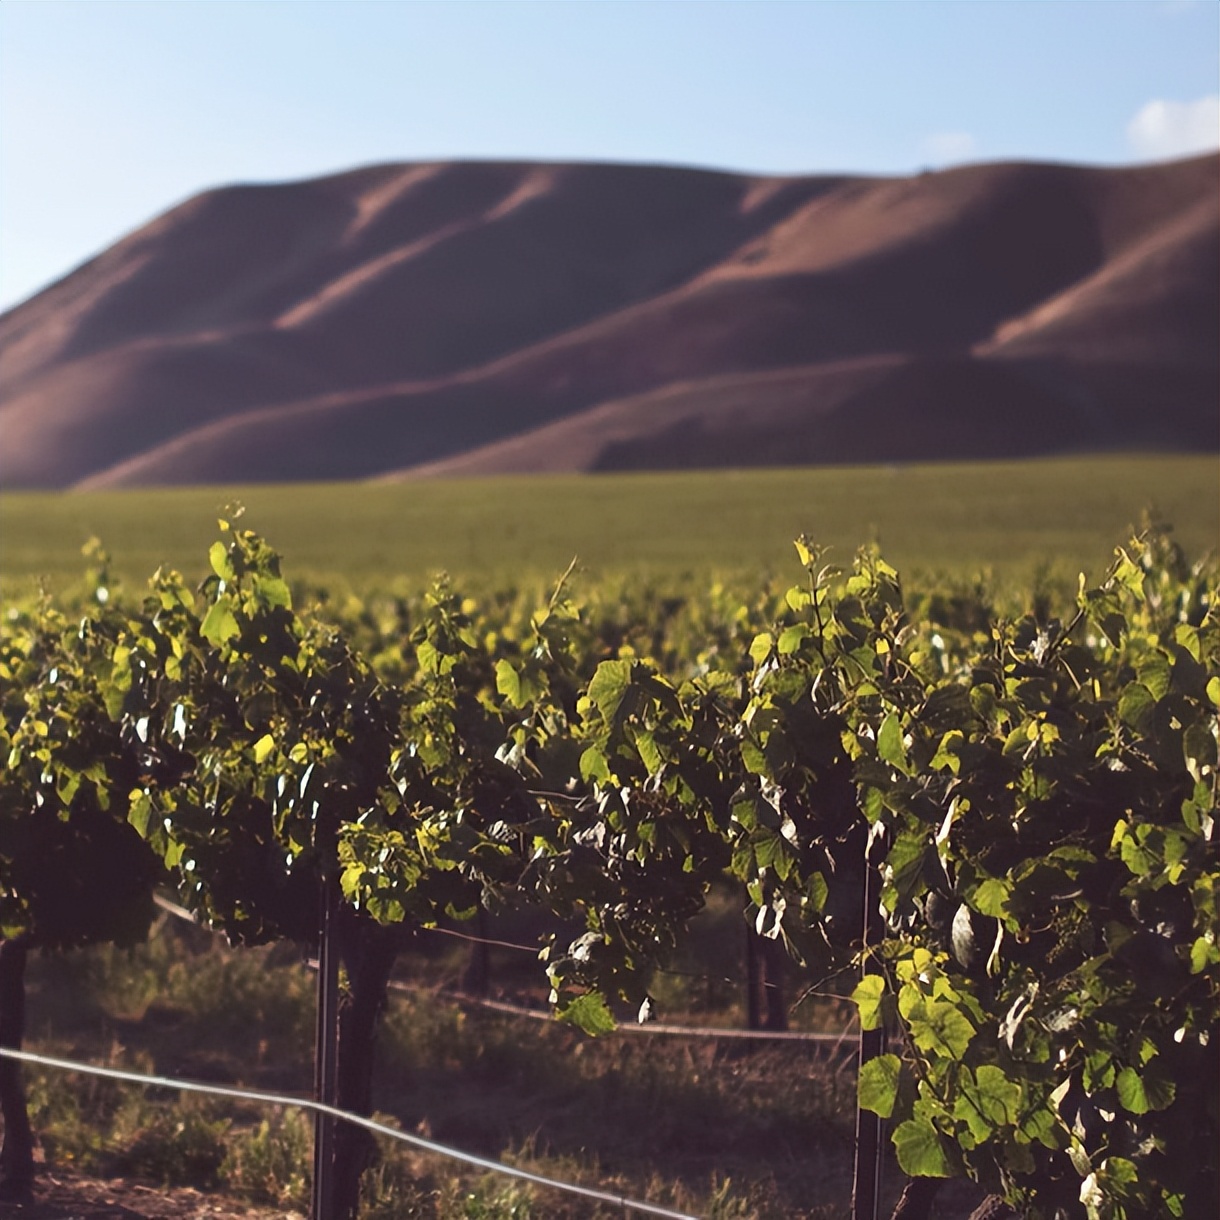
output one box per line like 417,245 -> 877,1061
109,1096 -> 231,1187
223,1108 -> 313,1208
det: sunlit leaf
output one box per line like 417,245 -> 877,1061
859,1053 -> 902,1118
556,992 -> 617,1036
893,1118 -> 954,1178
200,600 -> 240,646
852,974 -> 888,1031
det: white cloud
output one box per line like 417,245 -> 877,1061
921,131 -> 977,166
1127,96 -> 1220,161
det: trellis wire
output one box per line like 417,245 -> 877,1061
153,895 -> 853,1045
389,979 -> 857,1046
0,1046 -> 700,1220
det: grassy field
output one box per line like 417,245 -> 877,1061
2,455 -> 1216,598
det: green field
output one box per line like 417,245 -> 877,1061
2,455 -> 1216,597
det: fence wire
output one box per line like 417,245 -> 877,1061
0,1045 -> 700,1219
390,979 -> 857,1045
153,894 -> 854,1046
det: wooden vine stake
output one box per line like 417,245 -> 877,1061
312,870 -> 340,1220
851,848 -> 885,1220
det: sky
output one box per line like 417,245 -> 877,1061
1,0 -> 1217,314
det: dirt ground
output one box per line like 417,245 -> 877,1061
0,1170 -> 300,1220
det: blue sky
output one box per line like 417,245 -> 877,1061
2,0 -> 1217,313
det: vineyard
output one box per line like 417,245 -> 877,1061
0,514 -> 1216,1219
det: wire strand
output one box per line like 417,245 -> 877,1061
0,1046 -> 700,1220
386,979 -> 854,1044
154,895 -> 853,1044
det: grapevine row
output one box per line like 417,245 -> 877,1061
1,522 -> 1216,1220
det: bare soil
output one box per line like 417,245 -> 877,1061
0,1170 -> 299,1220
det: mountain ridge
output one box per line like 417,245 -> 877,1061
1,154 -> 1215,488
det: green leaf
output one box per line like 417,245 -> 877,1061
851,974 -> 888,1031
1018,1104 -> 1061,1151
495,658 -> 538,709
777,625 -> 806,655
930,730 -> 964,775
587,660 -> 633,724
805,871 -> 828,913
1190,934 -> 1219,973
127,790 -> 152,837
579,745 -> 611,784
958,1064 -> 1022,1131
1118,828 -> 1158,878
1117,683 -> 1155,729
1112,548 -> 1145,595
748,633 -> 773,667
208,541 -> 234,581
753,831 -> 789,873
1207,676 -> 1220,708
416,638 -> 441,674
886,832 -> 928,902
785,585 -> 811,611
1175,623 -> 1202,662
253,734 -> 275,764
633,729 -> 663,775
557,992 -> 617,1036
877,713 -> 908,771
1003,725 -> 1031,757
972,878 -> 1011,919
893,1118 -> 954,1178
740,738 -> 768,776
1137,653 -> 1171,699
1184,721 -> 1218,779
340,862 -> 364,902
1115,1064 -> 1175,1115
859,1053 -> 902,1118
254,574 -> 292,610
56,769 -> 81,806
903,994 -> 976,1058
200,600 -> 240,646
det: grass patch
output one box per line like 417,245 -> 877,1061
2,456 -> 1215,598
21,911 -> 862,1217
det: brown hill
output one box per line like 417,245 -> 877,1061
1,155 -> 1215,488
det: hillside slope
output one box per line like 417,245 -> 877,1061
1,155 -> 1215,488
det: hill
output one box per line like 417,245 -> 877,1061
0,155 -> 1215,488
